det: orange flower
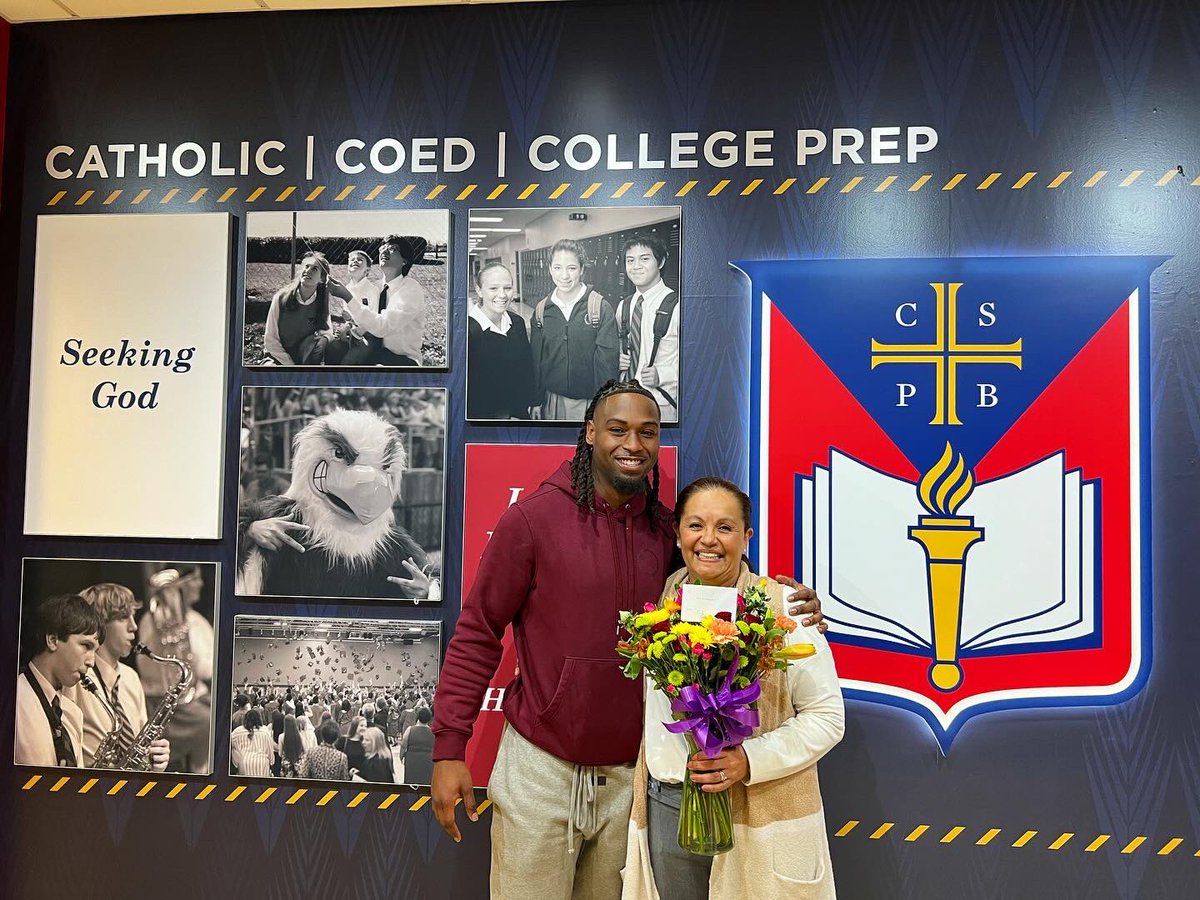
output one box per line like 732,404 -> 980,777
708,618 -> 740,644
775,613 -> 798,634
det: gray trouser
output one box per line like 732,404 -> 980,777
647,778 -> 713,900
488,725 -> 635,900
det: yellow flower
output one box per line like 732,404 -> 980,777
634,608 -> 672,628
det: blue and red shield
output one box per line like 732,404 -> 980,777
740,256 -> 1158,748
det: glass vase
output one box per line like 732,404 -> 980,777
677,733 -> 734,856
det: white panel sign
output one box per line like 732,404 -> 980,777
25,213 -> 231,538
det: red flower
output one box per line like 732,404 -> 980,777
652,620 -> 672,634
715,611 -> 733,622
702,651 -> 713,661
744,613 -> 761,625
644,602 -> 657,612
666,684 -> 677,695
692,644 -> 705,656
736,594 -> 746,611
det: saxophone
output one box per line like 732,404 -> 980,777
81,674 -> 124,769
93,644 -> 193,771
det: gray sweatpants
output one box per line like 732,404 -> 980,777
488,725 -> 635,900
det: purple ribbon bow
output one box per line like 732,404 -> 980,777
664,650 -> 761,758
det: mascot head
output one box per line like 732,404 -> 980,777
285,409 -> 407,563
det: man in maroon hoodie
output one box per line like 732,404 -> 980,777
432,380 -> 822,899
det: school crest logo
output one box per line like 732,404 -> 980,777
738,257 -> 1157,748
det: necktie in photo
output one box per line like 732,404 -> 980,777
378,284 -> 390,312
628,295 -> 645,378
111,678 -> 136,755
50,696 -> 77,768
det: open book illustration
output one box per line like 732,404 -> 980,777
800,447 -> 1097,666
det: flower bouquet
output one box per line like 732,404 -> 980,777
617,577 -> 814,855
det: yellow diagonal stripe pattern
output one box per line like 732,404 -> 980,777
976,828 -> 1001,846
161,189 -> 179,204
547,183 -> 570,200
807,177 -> 830,194
305,186 -> 325,202
396,185 -> 415,200
1048,832 -> 1074,850
517,183 -> 539,199
426,184 -> 446,200
977,172 -> 1001,190
487,184 -> 509,200
348,792 -> 370,809
1121,836 -> 1146,854
774,177 -> 796,195
841,176 -> 863,193
246,187 -> 266,202
1084,170 -> 1107,187
645,181 -> 666,197
22,775 -> 43,790
1085,835 -> 1110,852
409,796 -> 431,811
870,823 -> 894,839
132,189 -> 152,204
1048,171 -> 1072,188
365,185 -> 385,201
137,781 -> 157,797
218,187 -> 237,203
78,778 -> 99,794
580,182 -> 601,199
286,789 -> 307,805
48,191 -> 67,206
909,174 -> 932,191
940,826 -> 964,843
379,793 -> 402,810
103,190 -> 123,205
195,784 -> 215,800
1155,170 -> 1177,187
1158,838 -> 1183,856
335,185 -> 355,201
835,820 -> 860,837
1012,830 -> 1038,847
166,783 -> 187,798
256,788 -> 276,803
741,179 -> 763,196
613,182 -> 635,198
874,175 -> 897,192
905,825 -> 929,842
189,188 -> 208,203
707,180 -> 729,197
50,777 -> 70,792
1119,170 -> 1144,187
108,780 -> 128,796
477,799 -> 493,813
75,190 -> 94,206
676,180 -> 698,197
942,173 -> 966,190
1011,171 -> 1037,189
316,790 -> 338,807
274,186 -> 294,202
225,786 -> 245,802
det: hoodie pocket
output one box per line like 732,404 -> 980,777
535,656 -> 642,760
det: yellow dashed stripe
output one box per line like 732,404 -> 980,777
286,789 -> 307,805
909,174 -> 932,191
455,184 -> 477,201
774,177 -> 796,195
365,185 -> 386,201
517,183 -> 539,200
166,783 -> 187,799
225,786 -> 245,802
256,788 -> 276,804
426,184 -> 446,200
1012,830 -> 1038,848
75,190 -> 94,206
580,182 -> 601,199
1085,835 -> 1110,852
348,792 -> 370,809
488,183 -> 509,200
103,190 -> 123,205
1119,170 -> 1144,187
1011,171 -> 1037,189
50,776 -> 70,792
275,186 -> 295,202
1122,836 -> 1146,854
379,793 -> 402,810
395,185 -> 415,200
137,781 -> 157,797
869,823 -> 894,839
1048,171 -> 1072,188
613,182 -> 635,198
942,173 -> 966,191
218,187 -> 237,203
1155,170 -> 1177,187
195,784 -> 215,800
160,188 -> 179,204
976,828 -> 1001,846
977,172 -> 1001,190
741,178 -> 763,196
189,188 -> 208,203
246,187 -> 266,202
1084,170 -> 1107,187
78,778 -> 99,794
1158,838 -> 1183,856
807,177 -> 830,194
841,176 -> 863,193
304,186 -> 325,202
1049,832 -> 1074,850
675,180 -> 697,197
905,825 -> 929,842
874,175 -> 897,192
477,799 -> 493,813
48,191 -> 67,206
108,780 -> 128,796
644,181 -> 666,198
409,796 -> 430,812
316,790 -> 338,807
835,820 -> 860,837
335,185 -> 355,201
940,826 -> 964,844
707,179 -> 730,197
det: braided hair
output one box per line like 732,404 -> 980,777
570,379 -> 662,523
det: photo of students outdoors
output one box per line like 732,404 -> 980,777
242,210 -> 449,369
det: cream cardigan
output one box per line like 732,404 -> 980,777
621,567 -> 844,900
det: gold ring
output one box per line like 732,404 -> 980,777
719,770 -> 727,782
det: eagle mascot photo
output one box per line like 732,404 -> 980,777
236,408 -> 432,600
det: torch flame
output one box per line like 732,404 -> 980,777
918,442 -> 975,516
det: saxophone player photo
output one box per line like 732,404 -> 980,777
16,558 -> 219,775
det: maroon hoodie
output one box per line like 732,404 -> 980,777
433,461 -> 674,766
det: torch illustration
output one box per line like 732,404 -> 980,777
908,442 -> 984,692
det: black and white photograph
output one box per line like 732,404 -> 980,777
242,210 -> 449,369
467,206 -> 681,424
236,385 -> 446,602
16,558 -> 219,775
229,615 -> 440,785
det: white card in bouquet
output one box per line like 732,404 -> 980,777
680,584 -> 739,623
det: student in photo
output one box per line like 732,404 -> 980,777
343,234 -> 429,367
332,248 -> 382,366
529,238 -> 619,420
262,252 -> 353,366
466,262 -> 537,419
69,583 -> 171,771
616,234 -> 680,424
15,595 -> 104,768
